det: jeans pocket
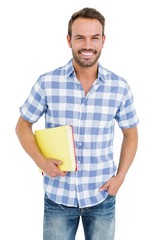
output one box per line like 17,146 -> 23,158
107,194 -> 116,199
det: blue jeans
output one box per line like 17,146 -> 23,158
43,193 -> 116,240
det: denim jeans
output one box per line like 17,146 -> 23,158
43,193 -> 116,240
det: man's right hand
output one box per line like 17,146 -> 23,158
40,158 -> 68,178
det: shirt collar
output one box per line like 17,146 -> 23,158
65,59 -> 110,85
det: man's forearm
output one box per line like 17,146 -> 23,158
15,116 -> 46,167
116,127 -> 138,179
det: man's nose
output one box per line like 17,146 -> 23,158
82,38 -> 93,49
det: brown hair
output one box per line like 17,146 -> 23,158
68,7 -> 105,37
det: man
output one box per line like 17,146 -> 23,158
16,7 -> 139,240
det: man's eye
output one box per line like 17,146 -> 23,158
76,37 -> 83,40
93,37 -> 99,40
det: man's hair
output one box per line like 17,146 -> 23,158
68,7 -> 105,37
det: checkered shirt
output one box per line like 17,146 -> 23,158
20,59 -> 139,208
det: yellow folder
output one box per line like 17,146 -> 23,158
34,125 -> 77,171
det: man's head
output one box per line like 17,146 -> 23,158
68,7 -> 105,37
67,8 -> 106,68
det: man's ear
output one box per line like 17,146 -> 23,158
102,34 -> 106,47
67,35 -> 72,48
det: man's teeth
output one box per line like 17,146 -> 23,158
81,52 -> 93,56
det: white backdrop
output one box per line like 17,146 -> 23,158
0,0 -> 160,239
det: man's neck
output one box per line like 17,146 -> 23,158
73,61 -> 98,95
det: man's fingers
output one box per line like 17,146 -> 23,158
99,182 -> 109,192
51,159 -> 63,165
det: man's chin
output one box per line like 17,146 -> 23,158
78,59 -> 96,67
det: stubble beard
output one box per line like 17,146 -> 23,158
72,49 -> 102,68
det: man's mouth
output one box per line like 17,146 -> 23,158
78,49 -> 96,57
80,51 -> 93,56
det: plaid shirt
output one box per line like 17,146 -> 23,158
20,59 -> 139,208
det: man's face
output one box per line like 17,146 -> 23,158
67,18 -> 106,68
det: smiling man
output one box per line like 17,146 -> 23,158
68,17 -> 105,68
16,7 -> 139,240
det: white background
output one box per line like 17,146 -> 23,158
0,0 -> 160,239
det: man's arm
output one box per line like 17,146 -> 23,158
15,116 -> 67,177
99,127 -> 138,195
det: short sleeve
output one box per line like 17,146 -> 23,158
115,83 -> 139,128
20,76 -> 47,123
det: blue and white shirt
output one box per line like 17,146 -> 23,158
20,59 -> 139,208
